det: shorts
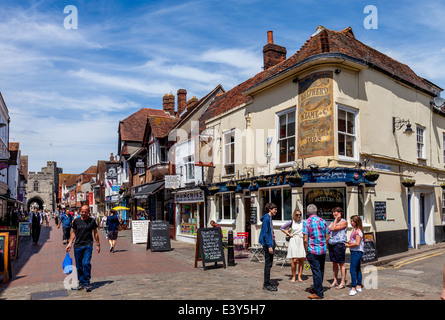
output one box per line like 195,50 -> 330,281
328,243 -> 346,264
107,230 -> 118,240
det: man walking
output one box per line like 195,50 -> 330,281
58,208 -> 73,245
259,203 -> 278,291
66,205 -> 100,292
303,204 -> 329,299
30,207 -> 42,245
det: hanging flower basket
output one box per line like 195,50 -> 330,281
238,180 -> 252,189
207,186 -> 220,194
401,178 -> 415,188
364,169 -> 380,182
225,182 -> 238,191
440,183 -> 445,190
255,178 -> 269,187
286,174 -> 302,184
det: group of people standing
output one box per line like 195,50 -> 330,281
259,203 -> 365,299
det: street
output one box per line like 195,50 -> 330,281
0,219 -> 444,304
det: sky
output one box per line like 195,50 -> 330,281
1,0 -> 445,174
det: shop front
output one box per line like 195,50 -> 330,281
174,188 -> 205,244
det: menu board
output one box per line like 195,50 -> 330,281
132,220 -> 149,244
195,228 -> 226,270
362,233 -> 378,263
374,201 -> 387,221
19,222 -> 30,236
147,220 -> 171,252
0,232 -> 11,283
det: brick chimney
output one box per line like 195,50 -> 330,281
177,89 -> 187,116
163,93 -> 175,116
263,31 -> 287,70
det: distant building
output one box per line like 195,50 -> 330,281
26,161 -> 62,211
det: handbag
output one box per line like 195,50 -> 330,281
285,220 -> 293,242
63,252 -> 73,275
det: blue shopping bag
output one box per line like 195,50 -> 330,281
63,252 -> 73,275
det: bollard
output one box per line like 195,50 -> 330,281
227,230 -> 235,266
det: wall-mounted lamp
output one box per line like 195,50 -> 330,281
308,163 -> 319,171
392,117 -> 413,136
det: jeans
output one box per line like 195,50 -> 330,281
350,250 -> 363,288
306,252 -> 326,298
74,245 -> 93,286
263,243 -> 275,286
62,227 -> 71,241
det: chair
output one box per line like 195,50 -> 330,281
234,232 -> 249,258
249,244 -> 264,262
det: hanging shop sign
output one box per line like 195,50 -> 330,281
298,71 -> 334,158
175,190 -> 205,203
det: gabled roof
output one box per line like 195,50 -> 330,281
199,26 -> 436,130
148,116 -> 180,139
119,108 -> 172,142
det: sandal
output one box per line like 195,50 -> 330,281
330,282 -> 338,288
336,284 -> 345,289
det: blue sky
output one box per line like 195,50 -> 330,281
1,0 -> 445,173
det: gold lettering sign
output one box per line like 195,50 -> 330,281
298,71 -> 334,158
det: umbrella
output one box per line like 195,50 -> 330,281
112,206 -> 130,211
137,206 -> 145,211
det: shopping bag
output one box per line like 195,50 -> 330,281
63,252 -> 73,275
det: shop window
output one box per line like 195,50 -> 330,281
277,109 -> 296,164
260,187 -> 292,221
179,203 -> 198,236
417,126 -> 425,159
303,187 -> 346,221
223,129 -> 235,176
338,106 -> 357,159
215,192 -> 236,220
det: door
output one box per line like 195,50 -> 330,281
244,195 -> 251,247
419,194 -> 426,245
408,193 -> 413,248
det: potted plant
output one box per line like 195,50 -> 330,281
225,181 -> 238,191
238,180 -> 251,189
255,177 -> 269,187
207,185 -> 220,194
286,173 -> 303,184
364,168 -> 380,182
401,178 -> 416,188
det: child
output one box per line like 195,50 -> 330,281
345,215 -> 364,296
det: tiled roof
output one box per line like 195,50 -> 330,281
199,26 -> 435,130
148,116 -> 180,138
119,108 -> 172,142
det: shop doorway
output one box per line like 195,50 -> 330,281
419,194 -> 426,245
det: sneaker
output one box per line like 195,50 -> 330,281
263,285 -> 278,292
85,285 -> 92,292
73,285 -> 85,291
349,289 -> 357,296
356,287 -> 362,293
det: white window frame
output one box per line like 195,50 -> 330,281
276,108 -> 296,166
185,156 -> 195,181
416,125 -> 425,159
337,104 -> 358,161
223,129 -> 235,176
215,192 -> 236,221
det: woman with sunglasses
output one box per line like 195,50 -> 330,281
281,209 -> 306,282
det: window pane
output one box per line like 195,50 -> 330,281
223,193 -> 231,219
288,138 -> 295,162
338,134 -> 345,156
346,135 -> 354,158
346,112 -> 355,134
279,115 -> 287,139
231,193 -> 236,219
338,109 -> 346,132
279,139 -> 287,163
287,112 -> 295,136
283,188 -> 292,221
215,194 -> 222,220
271,188 -> 282,220
261,189 -> 270,217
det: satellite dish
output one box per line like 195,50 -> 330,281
433,97 -> 445,108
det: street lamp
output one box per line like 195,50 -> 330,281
392,117 -> 413,136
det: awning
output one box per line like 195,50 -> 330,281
133,181 -> 164,198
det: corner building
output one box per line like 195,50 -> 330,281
199,26 -> 445,258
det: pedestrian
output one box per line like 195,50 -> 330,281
106,209 -> 121,253
65,205 -> 100,292
259,203 -> 278,292
345,215 -> 364,296
328,207 -> 348,289
210,220 -> 220,228
101,211 -> 109,240
58,209 -> 73,245
303,204 -> 330,299
29,207 -> 43,245
280,209 -> 306,283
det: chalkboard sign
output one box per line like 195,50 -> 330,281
250,207 -> 257,224
19,222 -> 30,236
374,201 -> 387,221
362,232 -> 378,263
132,220 -> 149,244
147,220 -> 171,252
195,228 -> 226,270
0,232 -> 11,283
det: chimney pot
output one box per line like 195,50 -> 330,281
267,30 -> 274,44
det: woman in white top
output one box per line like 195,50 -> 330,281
345,215 -> 365,296
281,209 -> 306,282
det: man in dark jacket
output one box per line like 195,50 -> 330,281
30,207 -> 42,245
259,203 -> 278,291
